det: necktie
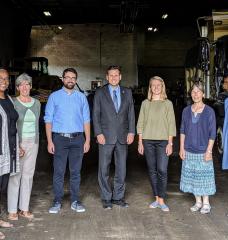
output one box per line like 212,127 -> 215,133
113,90 -> 118,112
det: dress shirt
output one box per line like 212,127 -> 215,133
44,87 -> 90,133
108,84 -> 121,110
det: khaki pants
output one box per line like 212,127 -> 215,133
8,138 -> 38,213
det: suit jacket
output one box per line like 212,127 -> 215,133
93,84 -> 135,144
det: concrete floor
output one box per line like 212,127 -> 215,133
1,137 -> 228,240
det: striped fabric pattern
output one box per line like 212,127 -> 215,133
180,151 -> 216,196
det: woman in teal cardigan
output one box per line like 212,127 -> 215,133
8,73 -> 40,221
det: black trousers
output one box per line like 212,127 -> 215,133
0,173 -> 10,194
98,142 -> 128,201
0,173 -> 10,213
143,140 -> 169,198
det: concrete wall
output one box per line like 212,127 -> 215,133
30,24 -> 138,90
140,26 -> 198,88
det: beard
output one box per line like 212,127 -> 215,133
64,82 -> 75,90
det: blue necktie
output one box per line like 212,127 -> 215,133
113,90 -> 118,112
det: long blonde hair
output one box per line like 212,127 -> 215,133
147,76 -> 167,101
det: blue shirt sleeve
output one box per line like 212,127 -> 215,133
208,108 -> 216,140
180,108 -> 187,134
44,94 -> 55,123
82,95 -> 90,124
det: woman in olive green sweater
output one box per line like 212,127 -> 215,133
137,76 -> 176,212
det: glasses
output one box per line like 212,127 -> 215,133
63,76 -> 77,81
0,77 -> 9,82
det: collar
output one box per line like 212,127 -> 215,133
62,86 -> 76,95
108,84 -> 120,92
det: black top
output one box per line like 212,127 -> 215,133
0,97 -> 18,137
0,96 -> 19,172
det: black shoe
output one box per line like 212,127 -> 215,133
112,199 -> 129,208
102,200 -> 112,210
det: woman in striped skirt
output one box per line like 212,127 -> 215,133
179,82 -> 216,214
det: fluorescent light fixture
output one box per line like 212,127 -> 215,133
162,14 -> 168,19
43,11 -> 51,17
58,26 -> 63,30
147,27 -> 153,31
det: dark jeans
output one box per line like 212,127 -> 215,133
52,133 -> 84,203
143,140 -> 169,198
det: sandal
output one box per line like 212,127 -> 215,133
0,231 -> 5,240
200,204 -> 211,214
8,213 -> 18,221
190,202 -> 202,212
0,220 -> 13,228
149,201 -> 159,209
19,211 -> 34,220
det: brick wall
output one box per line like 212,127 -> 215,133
30,24 -> 138,90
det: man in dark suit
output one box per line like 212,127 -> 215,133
93,65 -> 135,209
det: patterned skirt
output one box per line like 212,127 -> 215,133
180,151 -> 216,196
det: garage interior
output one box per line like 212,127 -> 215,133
1,0 -> 228,239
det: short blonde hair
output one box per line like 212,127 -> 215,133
147,76 -> 167,101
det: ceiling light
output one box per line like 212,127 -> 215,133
43,11 -> 51,17
58,26 -> 63,30
147,27 -> 153,31
162,14 -> 168,19
153,28 -> 158,32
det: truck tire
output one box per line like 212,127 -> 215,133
216,125 -> 223,156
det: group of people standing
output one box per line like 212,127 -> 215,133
0,69 -> 40,239
0,65 -> 217,239
44,66 -> 216,216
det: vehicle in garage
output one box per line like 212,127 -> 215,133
184,10 -> 228,155
8,57 -> 61,101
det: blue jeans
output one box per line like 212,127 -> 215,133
143,140 -> 169,198
52,133 -> 84,203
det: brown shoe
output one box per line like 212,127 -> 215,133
18,211 -> 34,220
8,213 -> 18,221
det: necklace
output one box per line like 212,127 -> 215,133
192,103 -> 205,117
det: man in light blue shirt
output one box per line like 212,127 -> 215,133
44,67 -> 90,214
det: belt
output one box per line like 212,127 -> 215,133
53,132 -> 83,138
